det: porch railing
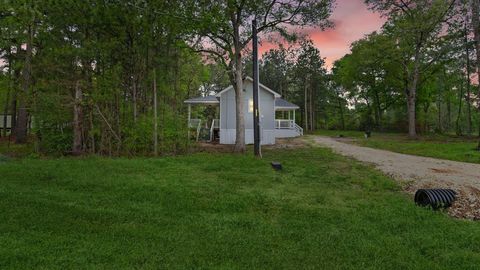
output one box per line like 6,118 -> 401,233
294,123 -> 304,136
275,119 -> 295,129
275,119 -> 303,136
209,119 -> 220,141
188,119 -> 202,141
189,118 -> 201,129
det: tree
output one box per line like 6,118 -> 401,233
193,0 -> 333,152
2,0 -> 41,144
0,0 -> 209,155
365,0 -> 457,138
292,39 -> 327,131
260,45 -> 294,99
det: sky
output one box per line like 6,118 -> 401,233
259,0 -> 386,70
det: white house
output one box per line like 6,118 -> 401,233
184,77 -> 302,145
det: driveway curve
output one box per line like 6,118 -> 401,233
312,136 -> 480,220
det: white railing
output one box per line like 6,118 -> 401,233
188,119 -> 202,141
209,119 -> 219,141
275,119 -> 295,129
189,118 -> 201,128
294,123 -> 304,136
212,119 -> 220,128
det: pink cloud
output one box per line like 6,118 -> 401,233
259,0 -> 386,69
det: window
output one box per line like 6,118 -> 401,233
248,98 -> 253,113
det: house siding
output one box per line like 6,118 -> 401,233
219,80 -> 275,145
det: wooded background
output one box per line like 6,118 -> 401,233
0,0 -> 479,155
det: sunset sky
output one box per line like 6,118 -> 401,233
259,0 -> 386,69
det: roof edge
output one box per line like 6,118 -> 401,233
215,77 -> 281,98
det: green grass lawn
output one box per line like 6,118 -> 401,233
314,130 -> 480,164
1,147 -> 480,269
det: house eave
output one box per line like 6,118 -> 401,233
275,106 -> 299,111
215,77 -> 281,98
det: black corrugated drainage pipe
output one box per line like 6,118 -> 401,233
414,189 -> 457,209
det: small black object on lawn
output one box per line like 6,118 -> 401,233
271,162 -> 282,171
414,189 -> 457,209
364,131 -> 371,138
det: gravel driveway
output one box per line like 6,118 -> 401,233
312,136 -> 480,220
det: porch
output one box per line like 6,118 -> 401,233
274,98 -> 303,137
188,118 -> 220,142
184,96 -> 220,142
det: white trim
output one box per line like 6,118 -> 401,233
219,94 -> 223,130
215,77 -> 281,98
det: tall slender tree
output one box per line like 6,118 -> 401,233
193,0 -> 333,152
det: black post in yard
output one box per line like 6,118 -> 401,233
252,19 -> 261,157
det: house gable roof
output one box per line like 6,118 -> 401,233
215,77 -> 281,98
275,98 -> 299,110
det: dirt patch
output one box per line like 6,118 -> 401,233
430,168 -> 458,174
313,135 -> 480,221
266,138 -> 310,149
190,142 -> 235,154
191,138 -> 309,153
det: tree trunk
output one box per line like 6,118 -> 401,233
456,82 -> 464,135
89,109 -> 95,153
408,51 -> 421,138
373,88 -> 381,129
464,20 -> 473,135
310,85 -> 315,131
2,88 -> 10,138
232,21 -> 245,153
437,68 -> 445,133
153,68 -> 158,156
304,79 -> 308,131
423,103 -> 430,133
3,55 -> 13,137
338,95 -> 345,130
471,0 -> 480,149
233,65 -> 245,152
11,92 -> 17,133
132,75 -> 137,123
72,81 -> 83,154
15,25 -> 34,144
437,96 -> 442,133
447,95 -> 451,131
407,91 -> 417,137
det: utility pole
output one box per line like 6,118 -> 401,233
252,19 -> 261,157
